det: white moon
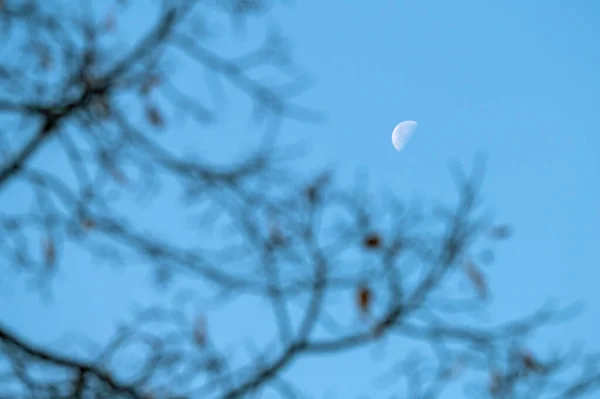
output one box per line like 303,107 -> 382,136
391,120 -> 418,151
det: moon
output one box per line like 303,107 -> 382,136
392,120 -> 418,151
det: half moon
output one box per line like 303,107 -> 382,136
392,120 -> 418,151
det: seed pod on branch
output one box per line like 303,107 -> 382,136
489,370 -> 502,396
145,105 -> 164,128
38,46 -> 52,70
268,221 -> 285,248
304,172 -> 331,203
520,350 -> 545,375
363,233 -> 381,250
81,218 -> 95,232
193,316 -> 207,348
356,283 -> 372,317
104,10 -> 116,32
43,237 -> 55,267
108,167 -> 127,184
463,259 -> 488,300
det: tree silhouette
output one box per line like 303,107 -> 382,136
1,1 -> 599,398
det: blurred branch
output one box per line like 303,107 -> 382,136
0,1 -> 598,399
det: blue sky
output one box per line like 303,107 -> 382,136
275,2 -> 600,395
277,0 -> 600,325
1,1 -> 599,398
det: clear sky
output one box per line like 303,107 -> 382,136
1,1 -> 599,398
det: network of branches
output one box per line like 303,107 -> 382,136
0,1 -> 599,398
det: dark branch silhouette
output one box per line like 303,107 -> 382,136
1,1 -> 599,398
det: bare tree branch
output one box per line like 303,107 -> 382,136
0,1 -> 597,399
